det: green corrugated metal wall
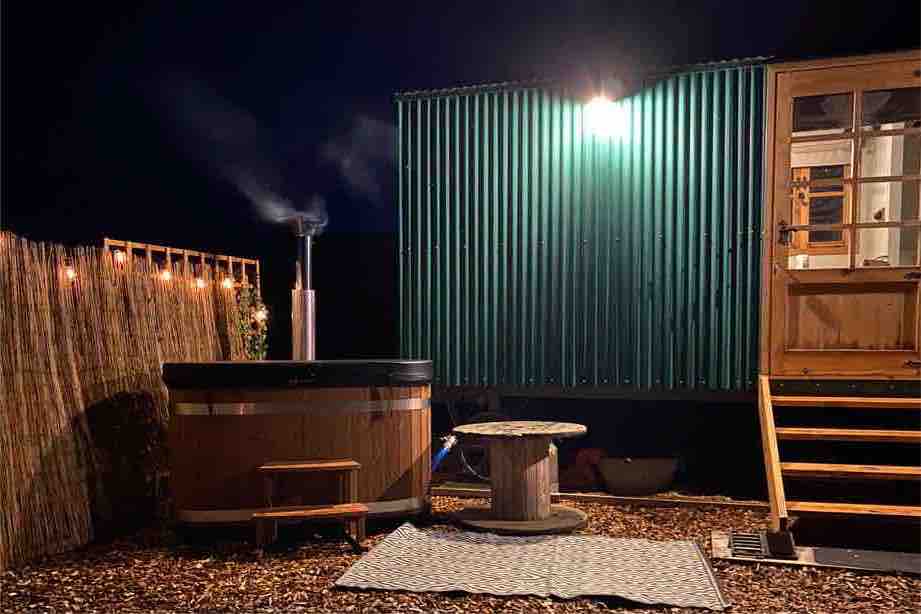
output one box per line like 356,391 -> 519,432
397,64 -> 764,392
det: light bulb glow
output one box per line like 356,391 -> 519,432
195,278 -> 206,289
64,266 -> 77,281
160,269 -> 172,281
254,307 -> 268,322
113,250 -> 126,264
585,95 -> 626,140
221,277 -> 234,289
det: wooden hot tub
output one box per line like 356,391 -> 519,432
163,360 -> 432,523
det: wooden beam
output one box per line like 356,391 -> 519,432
100,238 -> 260,283
788,501 -> 921,518
781,462 -> 921,480
758,376 -> 788,531
767,50 -> 921,74
776,427 -> 921,443
452,385 -> 756,403
257,459 -> 360,473
430,484 -> 770,511
760,63 -> 779,377
772,396 -> 921,409
251,503 -> 368,520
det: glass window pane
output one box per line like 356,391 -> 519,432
787,230 -> 850,269
810,165 -> 845,180
794,93 -> 853,134
860,133 -> 921,177
798,164 -> 848,192
858,180 -> 921,222
861,88 -> 921,129
809,229 -> 843,243
809,196 -> 844,243
857,227 -> 920,267
791,141 -> 852,179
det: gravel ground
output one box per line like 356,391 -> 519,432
2,496 -> 918,613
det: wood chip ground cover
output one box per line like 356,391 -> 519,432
2,497 -> 918,613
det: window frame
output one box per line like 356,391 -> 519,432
790,165 -> 852,255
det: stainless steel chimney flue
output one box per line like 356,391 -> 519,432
290,214 -> 320,361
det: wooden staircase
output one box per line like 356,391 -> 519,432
758,376 -> 921,531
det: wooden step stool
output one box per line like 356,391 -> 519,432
253,459 -> 368,552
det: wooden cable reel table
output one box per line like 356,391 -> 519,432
452,421 -> 588,535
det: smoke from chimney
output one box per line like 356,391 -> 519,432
161,77 -> 328,229
321,115 -> 395,206
162,76 -> 395,232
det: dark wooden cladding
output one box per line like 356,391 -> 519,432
168,383 -> 431,520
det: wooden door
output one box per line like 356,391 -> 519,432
765,53 -> 921,378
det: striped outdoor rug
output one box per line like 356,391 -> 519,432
336,523 -> 728,610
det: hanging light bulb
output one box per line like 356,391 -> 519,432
195,278 -> 206,289
64,266 -> 77,281
254,307 -> 268,322
160,269 -> 172,281
113,249 -> 126,265
221,277 -> 234,289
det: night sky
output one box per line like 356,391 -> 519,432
3,2 -> 919,358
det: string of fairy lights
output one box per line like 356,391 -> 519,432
61,249 -> 268,323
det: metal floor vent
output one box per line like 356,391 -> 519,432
717,530 -> 920,573
728,531 -> 768,559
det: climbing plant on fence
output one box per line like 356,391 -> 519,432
237,285 -> 269,360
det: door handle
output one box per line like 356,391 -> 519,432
905,272 -> 921,280
778,220 -> 793,246
904,360 -> 921,369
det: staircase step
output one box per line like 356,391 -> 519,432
781,462 -> 921,480
257,459 -> 360,473
771,396 -> 921,410
776,427 -> 921,443
787,501 -> 921,518
251,503 -> 368,520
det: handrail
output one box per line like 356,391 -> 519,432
758,375 -> 788,531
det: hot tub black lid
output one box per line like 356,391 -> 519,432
162,360 -> 433,389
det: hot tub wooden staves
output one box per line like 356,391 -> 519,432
163,360 -> 433,523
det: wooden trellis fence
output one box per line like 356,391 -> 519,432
102,238 -> 260,291
0,232 -> 253,570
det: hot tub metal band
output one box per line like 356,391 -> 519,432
172,398 -> 430,415
175,496 -> 428,522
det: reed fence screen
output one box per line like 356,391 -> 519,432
0,232 -> 248,569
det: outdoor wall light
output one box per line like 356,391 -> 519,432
585,95 -> 626,140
